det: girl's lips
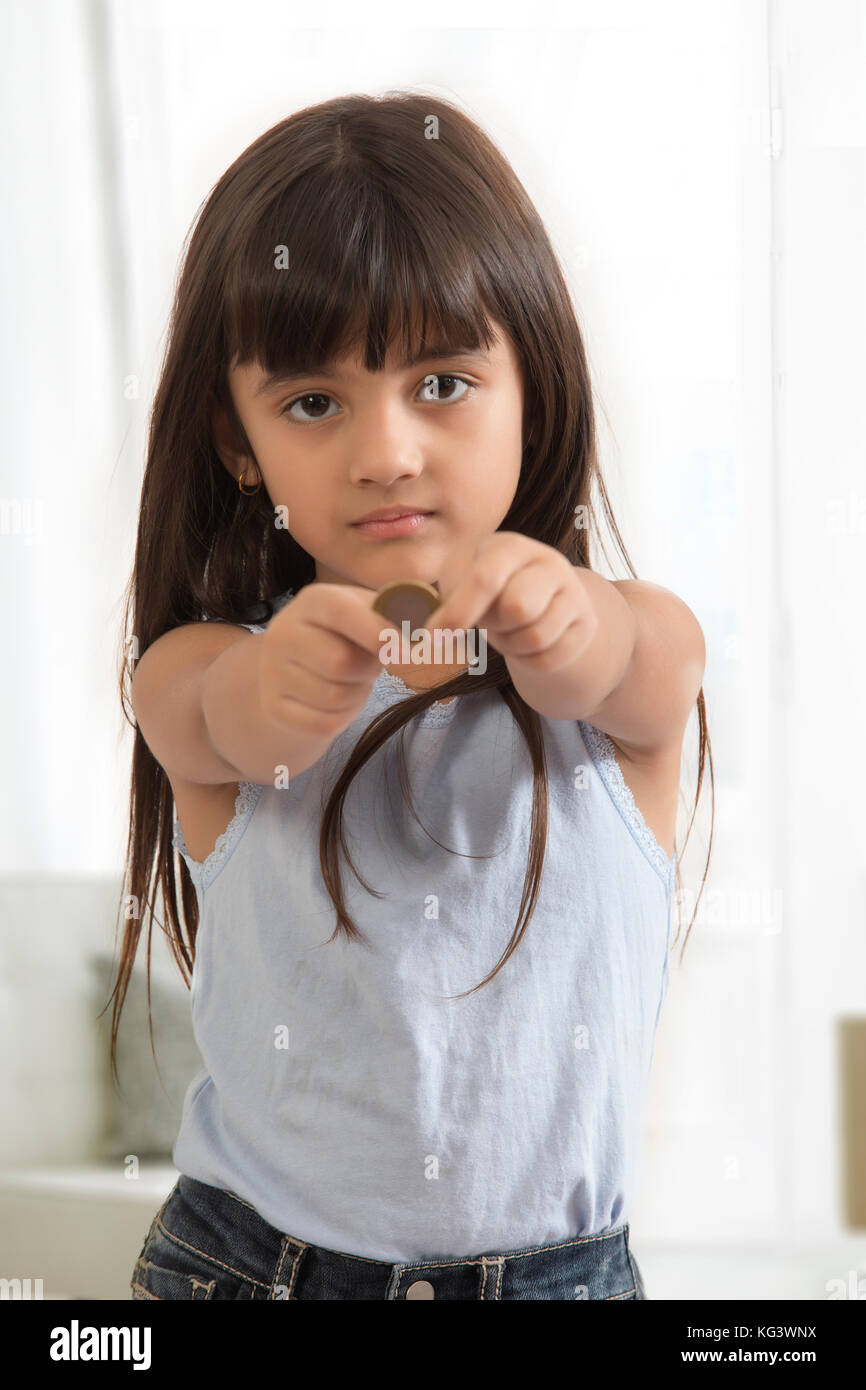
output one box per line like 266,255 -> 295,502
350,512 -> 434,537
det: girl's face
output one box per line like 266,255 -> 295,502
214,320 -> 526,594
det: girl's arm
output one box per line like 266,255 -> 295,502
133,583 -> 388,790
131,624 -> 337,787
507,573 -> 706,755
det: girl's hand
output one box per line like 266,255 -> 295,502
427,533 -> 598,675
256,582 -> 390,737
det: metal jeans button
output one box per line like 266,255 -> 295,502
405,1279 -> 435,1299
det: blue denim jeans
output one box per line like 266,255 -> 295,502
130,1174 -> 647,1300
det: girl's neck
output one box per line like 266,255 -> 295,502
381,660 -> 466,702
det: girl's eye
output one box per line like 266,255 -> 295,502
281,375 -> 473,423
417,374 -> 471,404
282,393 -> 339,423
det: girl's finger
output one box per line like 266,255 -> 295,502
486,561 -> 563,637
431,554 -> 537,634
494,588 -> 583,660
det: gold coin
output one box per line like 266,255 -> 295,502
372,580 -> 441,629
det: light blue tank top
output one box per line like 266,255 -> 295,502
171,587 -> 676,1263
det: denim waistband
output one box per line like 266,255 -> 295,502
131,1174 -> 646,1300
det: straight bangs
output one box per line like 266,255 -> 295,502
220,167 -> 515,390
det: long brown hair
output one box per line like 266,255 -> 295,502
108,90 -> 714,1088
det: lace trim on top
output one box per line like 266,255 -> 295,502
578,721 -> 677,884
172,780 -> 262,892
372,669 -> 461,727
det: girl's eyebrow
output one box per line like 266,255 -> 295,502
253,347 -> 490,397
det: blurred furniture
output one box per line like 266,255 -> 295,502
0,876 -> 196,1298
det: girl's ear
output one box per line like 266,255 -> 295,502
211,403 -> 253,484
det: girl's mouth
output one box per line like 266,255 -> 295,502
350,512 -> 435,538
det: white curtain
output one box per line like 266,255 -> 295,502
3,0 -> 864,1262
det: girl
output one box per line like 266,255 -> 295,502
113,91 -> 713,1301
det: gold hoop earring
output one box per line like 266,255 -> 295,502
238,468 -> 262,495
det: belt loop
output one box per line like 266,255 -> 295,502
479,1255 -> 504,1300
270,1234 -> 306,1300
